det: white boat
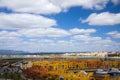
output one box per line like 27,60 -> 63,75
96,69 -> 108,74
108,68 -> 120,73
80,70 -> 88,75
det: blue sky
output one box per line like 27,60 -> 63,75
0,0 -> 120,52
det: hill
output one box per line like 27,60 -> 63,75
0,50 -> 29,54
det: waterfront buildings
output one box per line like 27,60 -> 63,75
0,52 -> 115,59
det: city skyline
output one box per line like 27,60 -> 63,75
0,0 -> 120,52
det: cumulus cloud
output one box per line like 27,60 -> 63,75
107,31 -> 120,38
0,35 -> 119,52
1,26 -> 119,52
0,12 -> 98,38
0,31 -> 21,37
0,22 -> 119,52
0,0 -> 61,14
0,29 -> 119,52
111,0 -> 120,5
0,0 -> 109,14
72,35 -> 102,41
51,0 -> 109,11
0,13 -> 57,29
0,35 -> 22,50
18,27 -> 98,38
19,28 -> 70,38
69,28 -> 96,35
82,12 -> 120,25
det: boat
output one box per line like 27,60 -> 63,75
108,68 -> 120,74
96,69 -> 108,74
80,70 -> 88,75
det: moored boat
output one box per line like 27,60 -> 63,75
96,69 -> 108,74
108,68 -> 120,74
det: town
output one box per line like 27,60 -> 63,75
0,52 -> 120,80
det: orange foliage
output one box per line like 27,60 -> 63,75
24,66 -> 50,78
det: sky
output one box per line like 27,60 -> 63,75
0,0 -> 120,52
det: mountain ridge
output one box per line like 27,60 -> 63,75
0,50 -> 29,54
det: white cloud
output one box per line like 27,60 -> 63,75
111,0 -> 120,5
0,0 -> 61,14
0,31 -> 21,37
0,13 -> 57,29
0,26 -> 118,52
51,0 -> 109,11
70,34 -> 119,52
0,0 -> 119,52
0,30 -> 23,50
107,31 -> 120,38
0,25 -> 119,52
0,12 -> 99,39
0,33 -> 119,52
82,12 -> 120,25
19,28 -> 70,38
72,34 -> 102,41
69,28 -> 96,35
0,0 -> 109,14
19,28 -> 97,38
0,36 -> 22,50
57,40 -> 74,46
38,39 -> 54,43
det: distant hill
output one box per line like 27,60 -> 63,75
0,50 -> 29,54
